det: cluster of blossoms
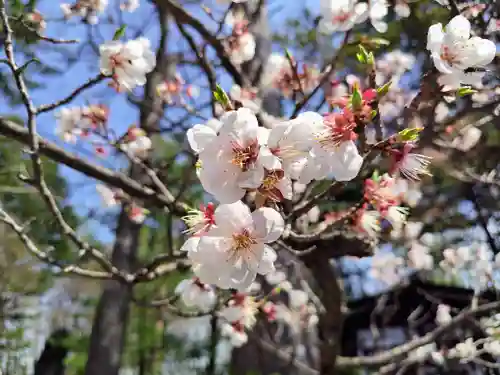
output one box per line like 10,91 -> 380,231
96,184 -> 149,224
55,104 -> 109,145
224,20 -> 256,65
25,10 -> 46,33
61,0 -> 138,24
174,272 -> 318,347
56,106 -> 152,158
156,74 -> 199,107
99,37 -> 155,92
261,54 -> 319,98
318,0 -> 390,34
427,15 -> 496,91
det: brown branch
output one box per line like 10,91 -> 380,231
164,0 -> 244,86
36,73 -> 107,114
335,300 -> 500,368
0,118 -> 188,216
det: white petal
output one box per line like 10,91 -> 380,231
256,246 -> 277,274
330,141 -> 363,181
289,289 -> 308,309
257,126 -> 270,145
252,207 -> 284,243
463,37 -> 496,67
180,237 -> 200,252
186,124 -> 217,153
258,147 -> 282,170
215,201 -> 253,235
427,23 -> 444,53
445,15 -> 470,44
238,165 -> 265,189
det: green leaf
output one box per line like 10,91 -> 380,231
213,84 -> 231,109
366,37 -> 390,48
113,25 -> 126,41
397,127 -> 424,142
372,170 -> 380,182
357,45 -> 375,66
456,86 -> 477,97
376,81 -> 392,99
350,83 -> 363,111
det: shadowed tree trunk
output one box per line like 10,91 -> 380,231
34,329 -> 69,375
83,4 -> 170,375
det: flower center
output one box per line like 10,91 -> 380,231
333,11 -> 350,23
262,171 -> 281,190
440,46 -> 459,66
232,229 -> 257,254
231,140 -> 259,171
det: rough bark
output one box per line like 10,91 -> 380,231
34,329 -> 69,375
302,251 -> 344,375
83,4 -> 170,375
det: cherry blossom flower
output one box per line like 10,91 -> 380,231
127,203 -> 148,224
182,203 -> 216,236
61,0 -> 108,24
25,10 -> 46,33
196,108 -> 267,203
318,0 -> 368,33
390,143 -> 432,181
187,118 -> 223,154
55,107 -> 84,143
188,201 -> 283,290
81,104 -> 109,131
484,340 -> 500,356
221,322 -> 248,347
175,278 -> 216,312
230,85 -> 261,113
220,293 -> 259,329
100,37 -> 155,91
451,126 -> 482,151
370,252 -> 404,286
435,304 -> 452,325
255,169 -> 292,205
225,22 -> 256,65
392,178 -> 423,207
299,139 -> 362,184
261,54 -> 319,97
369,0 -> 388,33
265,270 -> 292,291
386,205 -> 408,230
394,0 -> 411,18
262,301 -> 277,321
274,289 -> 318,335
96,184 -> 121,207
120,0 -> 139,12
120,127 -> 152,158
407,243 -> 433,270
438,70 -> 485,91
427,15 -> 496,75
449,338 -> 477,361
156,74 -> 198,106
259,112 -> 322,178
364,174 -> 400,215
352,209 -> 381,237
297,112 -> 362,184
376,50 -> 415,85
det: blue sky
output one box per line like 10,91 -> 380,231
1,0 -> 489,297
1,0 -> 318,243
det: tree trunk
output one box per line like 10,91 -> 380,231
34,329 -> 69,375
84,210 -> 140,375
84,4 -> 170,374
302,251 -> 344,375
